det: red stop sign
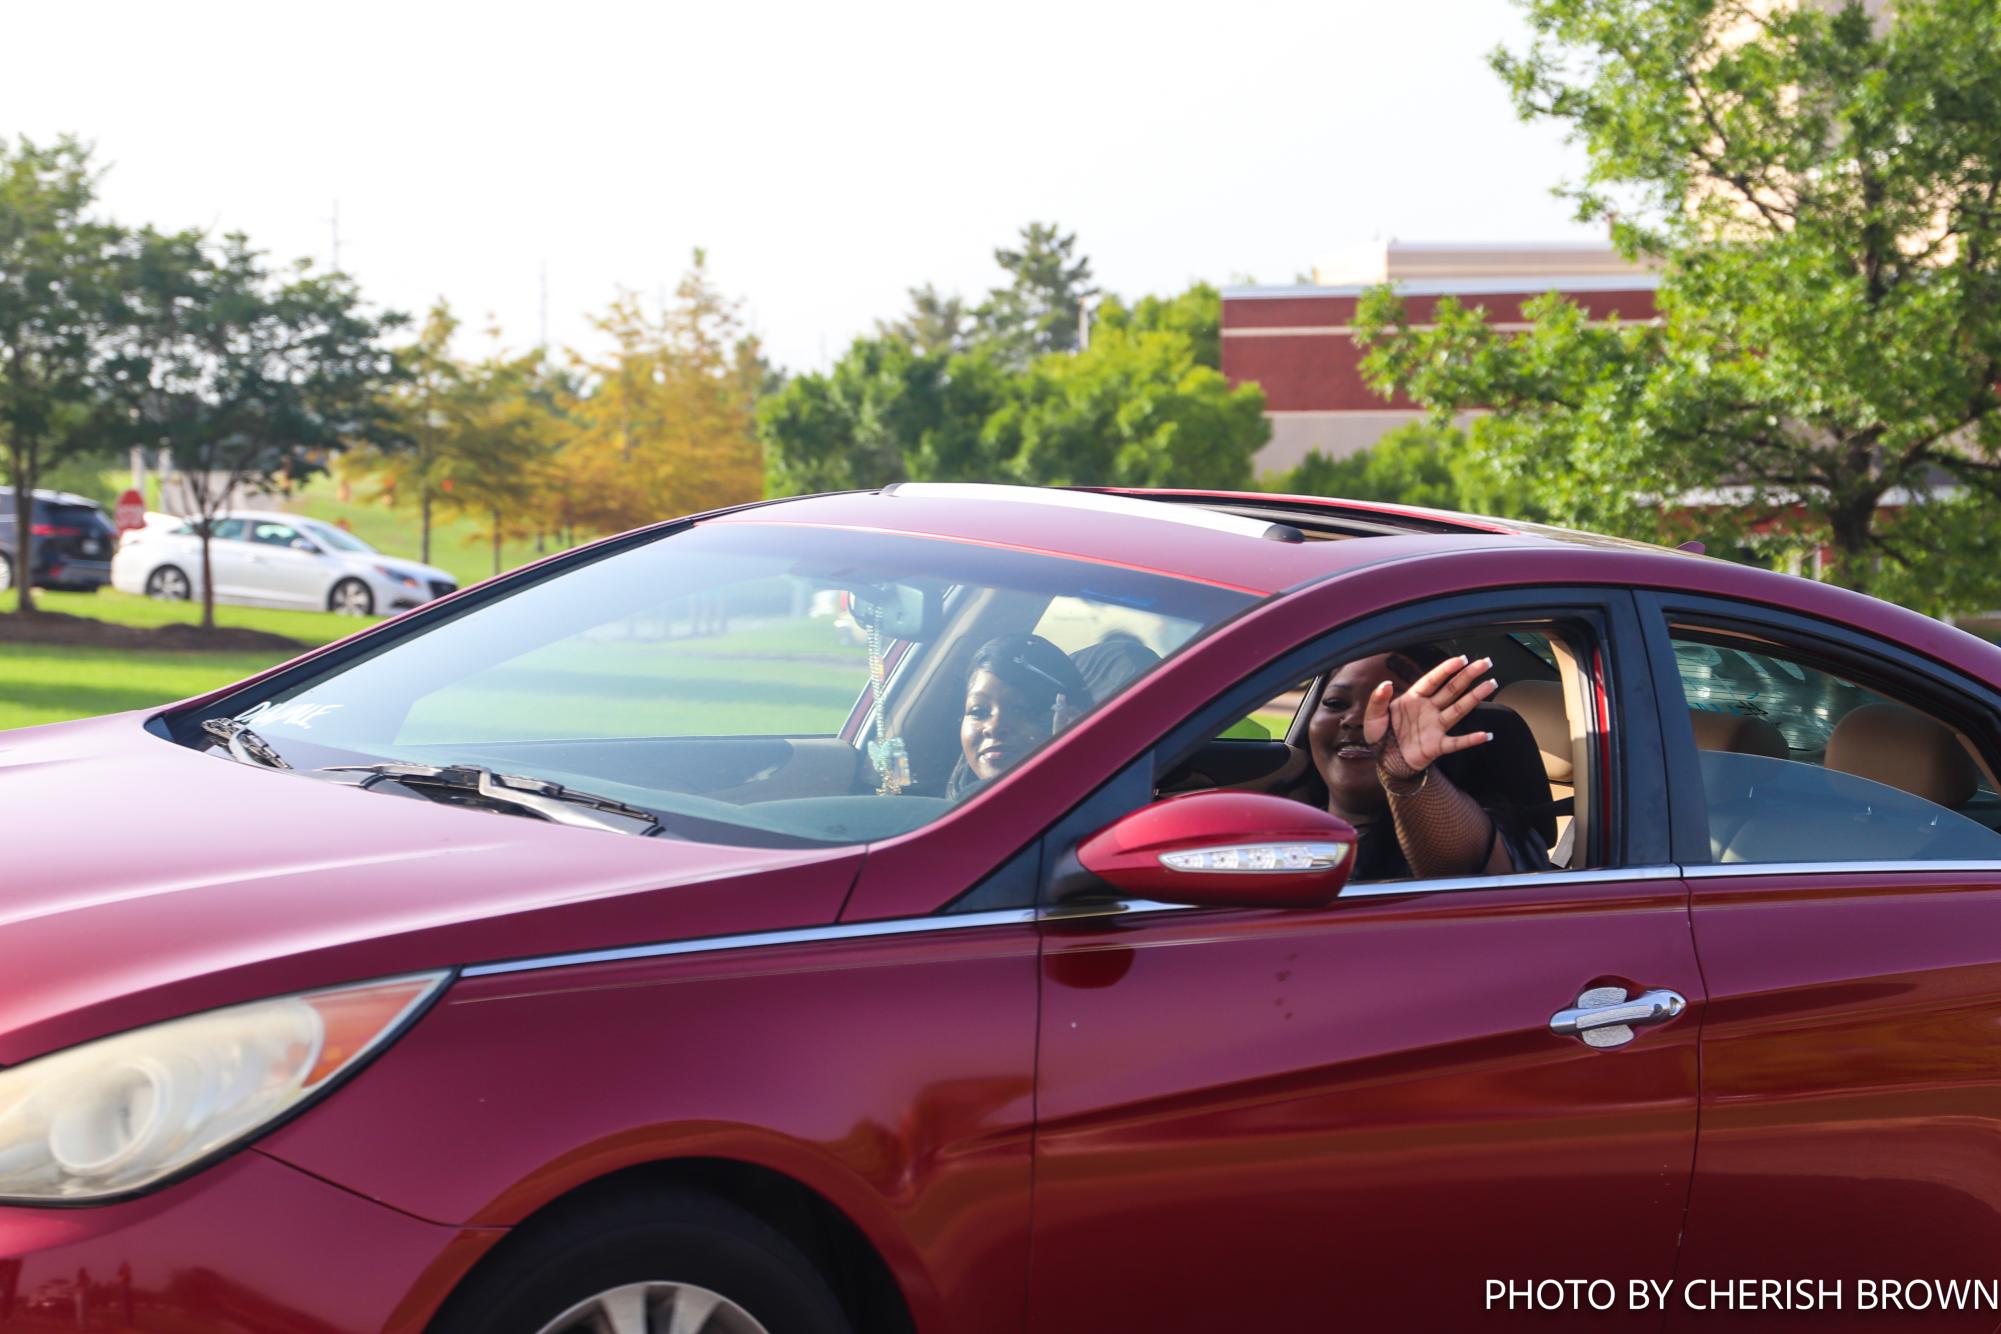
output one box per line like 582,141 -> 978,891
114,488 -> 146,533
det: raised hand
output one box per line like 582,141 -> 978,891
1362,654 -> 1498,781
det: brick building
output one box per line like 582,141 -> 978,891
1222,241 -> 1659,475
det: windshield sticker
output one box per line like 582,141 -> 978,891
238,699 -> 344,731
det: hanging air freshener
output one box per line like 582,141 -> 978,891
864,605 -> 911,794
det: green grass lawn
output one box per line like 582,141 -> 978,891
275,476 -> 554,589
0,644 -> 296,731
396,621 -> 871,742
0,467 -> 578,732
0,588 -> 373,733
0,587 -> 857,740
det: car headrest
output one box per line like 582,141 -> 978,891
1495,680 -> 1572,785
1824,703 -> 1978,809
1689,709 -> 1788,760
1437,702 -> 1558,846
1071,633 -> 1162,703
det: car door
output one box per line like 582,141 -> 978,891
1638,593 -> 2001,1331
1021,589 -> 1701,1331
200,517 -> 254,601
243,519 -> 328,607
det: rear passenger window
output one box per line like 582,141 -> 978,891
1669,630 -> 2001,864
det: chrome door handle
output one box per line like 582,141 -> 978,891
1550,985 -> 1685,1048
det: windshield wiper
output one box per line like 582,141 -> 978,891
201,718 -> 293,770
315,761 -> 663,837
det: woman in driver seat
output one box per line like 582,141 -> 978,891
1309,648 -> 1553,881
948,633 -> 1091,801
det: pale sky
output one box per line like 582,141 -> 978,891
5,0 -> 1597,372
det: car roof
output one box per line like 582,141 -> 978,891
216,510 -> 315,524
0,488 -> 104,508
708,483 -> 1691,597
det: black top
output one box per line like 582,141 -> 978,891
1346,703 -> 1557,882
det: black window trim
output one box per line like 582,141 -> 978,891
1633,589 -> 2001,868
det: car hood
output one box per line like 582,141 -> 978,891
0,715 -> 860,1064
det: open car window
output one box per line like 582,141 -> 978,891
216,522 -> 1254,848
1157,616 -> 1607,878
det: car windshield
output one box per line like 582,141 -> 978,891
298,520 -> 375,554
215,521 -> 1254,847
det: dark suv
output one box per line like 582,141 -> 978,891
0,488 -> 119,593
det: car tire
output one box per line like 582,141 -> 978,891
328,577 -> 374,616
431,1186 -> 853,1334
145,565 -> 192,601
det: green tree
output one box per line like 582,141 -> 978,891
757,336 -> 1012,495
338,300 -> 464,565
985,324 -> 1268,488
0,136 -> 127,614
877,284 -> 973,356
439,347 -> 560,578
119,230 -> 403,628
763,280 -> 1258,495
975,222 -> 1098,364
1264,423 -> 1555,519
1355,0 -> 2001,615
1095,283 -> 1223,370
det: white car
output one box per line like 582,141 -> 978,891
112,510 -> 459,616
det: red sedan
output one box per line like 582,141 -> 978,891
6,483 -> 2001,1332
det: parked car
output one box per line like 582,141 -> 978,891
111,508 -> 458,614
0,487 -> 118,593
8,482 -> 2001,1331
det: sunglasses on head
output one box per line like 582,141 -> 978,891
1003,654 -> 1071,697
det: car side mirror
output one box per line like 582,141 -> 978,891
290,538 -> 320,553
1076,790 -> 1357,910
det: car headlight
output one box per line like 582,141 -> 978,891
0,972 -> 446,1203
373,564 -> 421,589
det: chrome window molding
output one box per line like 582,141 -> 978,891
1338,863 -> 1682,900
1680,859 -> 2001,879
462,907 -> 1038,978
463,860 -> 2001,980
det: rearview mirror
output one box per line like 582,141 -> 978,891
1077,791 -> 1356,910
839,581 -> 945,641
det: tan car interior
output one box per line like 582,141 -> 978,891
1823,703 -> 1980,809
1493,679 -> 1582,868
1671,626 -> 2001,861
1488,628 -> 2001,868
1480,630 -> 1597,870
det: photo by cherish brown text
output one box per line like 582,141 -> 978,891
1486,1278 -> 2001,1314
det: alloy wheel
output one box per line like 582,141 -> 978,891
533,1281 -> 769,1334
148,567 -> 191,600
330,579 -> 374,615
